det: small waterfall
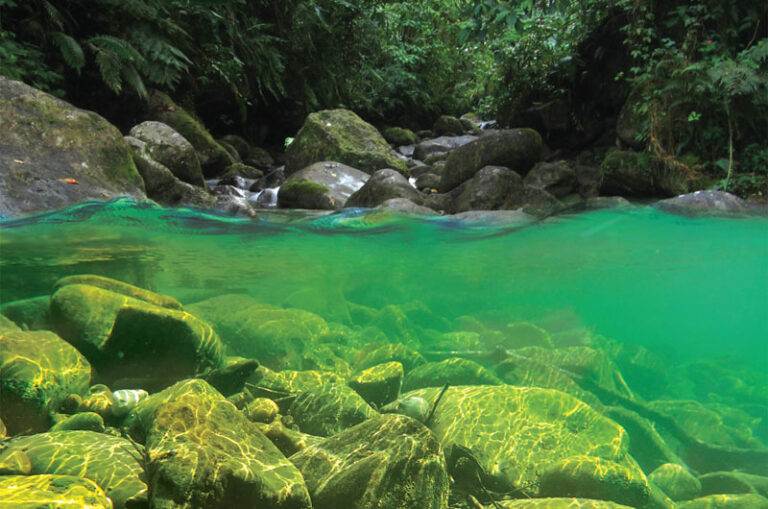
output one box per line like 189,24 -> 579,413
249,187 -> 280,208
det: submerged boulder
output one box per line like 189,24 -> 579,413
0,475 -> 112,509
286,109 -> 407,175
6,430 -> 147,508
402,358 -> 502,391
53,274 -> 181,309
0,329 -> 91,435
489,499 -> 633,508
279,161 -> 369,210
129,120 -> 205,187
126,379 -> 312,509
649,463 -> 702,501
440,129 -> 544,192
0,77 -> 145,217
413,135 -> 478,161
0,295 -> 50,331
348,361 -> 404,407
398,385 -> 646,504
288,382 -> 378,436
290,414 -> 450,509
346,168 -> 423,208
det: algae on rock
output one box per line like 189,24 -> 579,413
0,474 -> 113,509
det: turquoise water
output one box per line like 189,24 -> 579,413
2,199 -> 766,369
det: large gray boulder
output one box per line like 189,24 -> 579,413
440,129 -> 544,192
0,77 -> 145,217
524,161 -> 578,198
656,190 -> 759,217
346,169 -> 423,208
286,109 -> 407,175
413,135 -> 478,161
125,136 -> 215,208
278,161 -> 369,210
129,121 -> 204,187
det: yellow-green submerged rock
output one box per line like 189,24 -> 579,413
288,382 -> 378,437
0,474 -> 113,509
0,295 -> 50,331
649,463 -> 702,501
678,494 -> 768,508
126,378 -> 312,509
0,448 -> 32,476
5,430 -> 147,508
402,357 -> 502,391
400,385 -> 642,502
290,414 -> 449,509
349,361 -> 404,407
488,499 -> 632,508
54,274 -> 182,309
0,329 -> 91,435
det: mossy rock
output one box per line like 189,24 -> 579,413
248,366 -> 346,400
129,120 -> 205,187
0,77 -> 145,217
0,295 -> 50,330
285,109 -> 407,175
0,315 -> 19,332
244,397 -> 280,423
0,448 -> 32,475
279,178 -> 334,209
349,361 -> 404,407
290,414 -> 449,509
218,134 -> 251,160
301,343 -> 353,379
248,146 -> 275,169
433,115 -> 465,136
496,322 -> 553,350
355,342 -> 426,373
188,294 -> 329,370
490,499 -> 633,508
54,274 -> 182,309
678,494 -> 768,508
399,385 -> 641,498
148,90 -> 234,177
699,471 -> 768,498
383,126 -> 419,146
256,418 -> 324,457
0,474 -> 112,509
402,357 -> 502,391
600,149 -> 655,196
288,382 -> 378,437
604,407 -> 682,473
539,455 -> 650,507
49,411 -> 106,433
219,162 -> 264,181
50,283 -> 223,388
126,378 -> 312,509
0,330 -> 91,435
6,430 -> 147,508
649,463 -> 702,501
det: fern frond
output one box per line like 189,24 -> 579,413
50,31 -> 84,71
121,63 -> 148,98
88,35 -> 145,65
93,50 -> 122,94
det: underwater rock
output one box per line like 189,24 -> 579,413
355,342 -> 426,373
301,343 -> 353,379
0,315 -> 19,332
0,417 -> 6,439
604,407 -> 683,473
248,366 -> 346,402
78,384 -> 115,420
698,471 -> 768,498
244,397 -> 280,423
54,274 -> 182,309
110,389 -> 148,418
677,494 -> 768,508
126,378 -> 312,509
50,283 -> 223,388
498,322 -> 554,350
376,197 -> 438,215
285,109 -> 407,175
0,295 -> 51,331
256,418 -> 324,457
402,357 -> 502,391
49,411 -> 106,433
348,361 -> 404,407
649,463 -> 702,501
290,414 -> 450,509
288,382 -> 378,437
440,129 -> 543,192
0,475 -> 112,509
0,329 -> 91,435
199,357 -> 259,396
380,394 -> 431,423
401,385 -> 643,501
188,294 -> 329,370
5,430 -> 147,508
487,499 -> 633,508
0,448 -> 32,475
538,455 -> 650,507
0,77 -> 145,217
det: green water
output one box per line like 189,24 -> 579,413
1,199 -> 767,449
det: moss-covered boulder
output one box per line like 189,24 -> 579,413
249,366 -> 346,398
244,397 -> 280,423
279,161 -> 369,210
601,149 -> 690,197
0,77 -> 145,217
6,430 -> 147,508
0,475 -> 112,508
286,109 -> 407,175
290,414 -> 449,509
50,283 -> 223,387
187,294 -> 328,370
129,120 -> 205,187
0,315 -> 19,332
489,499 -> 632,508
383,126 -> 419,146
0,330 -> 91,435
148,90 -> 234,177
538,455 -> 650,507
49,411 -> 106,433
349,361 -> 404,407
54,274 -> 182,309
604,407 -> 682,473
433,115 -> 466,136
0,295 -> 50,331
346,168 -> 425,207
649,463 -> 702,501
402,357 -> 502,391
288,382 -> 378,437
400,385 -> 643,501
0,448 -> 32,475
355,342 -> 426,373
256,418 -> 325,457
678,494 -> 768,508
440,129 -> 544,192
698,471 -> 768,498
126,379 -> 312,509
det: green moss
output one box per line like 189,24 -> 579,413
0,295 -> 50,330
0,475 -> 112,509
383,126 -> 418,146
649,463 -> 702,502
602,149 -> 653,175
